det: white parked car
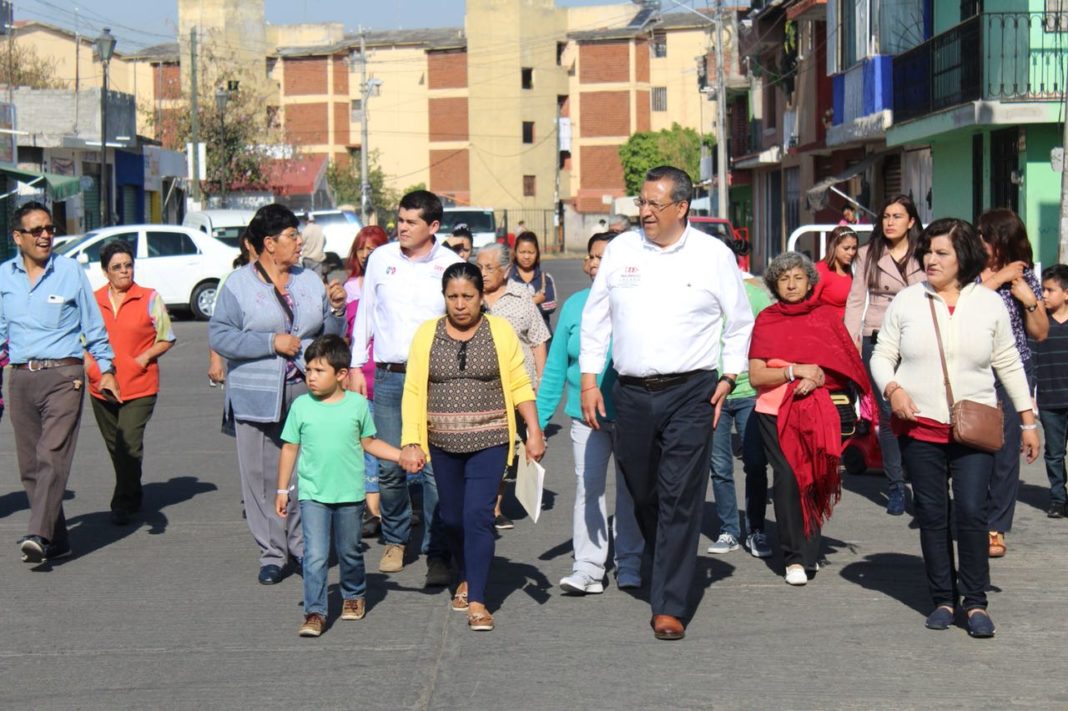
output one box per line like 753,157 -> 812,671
437,207 -> 499,250
55,224 -> 239,320
183,209 -> 257,249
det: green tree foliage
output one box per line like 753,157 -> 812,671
618,122 -> 715,196
325,154 -> 428,223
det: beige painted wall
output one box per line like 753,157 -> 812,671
650,28 -> 712,134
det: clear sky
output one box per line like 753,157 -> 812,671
17,0 -> 637,49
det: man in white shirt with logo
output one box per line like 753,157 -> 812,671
580,166 -> 754,641
349,190 -> 462,583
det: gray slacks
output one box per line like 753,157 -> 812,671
9,364 -> 86,546
234,379 -> 306,567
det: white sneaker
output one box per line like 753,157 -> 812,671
559,572 -> 605,595
706,533 -> 740,554
785,565 -> 808,586
745,532 -> 772,558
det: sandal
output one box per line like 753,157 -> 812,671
988,532 -> 1006,558
468,610 -> 495,631
451,582 -> 469,612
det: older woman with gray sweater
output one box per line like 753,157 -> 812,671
870,218 -> 1039,638
210,204 -> 347,585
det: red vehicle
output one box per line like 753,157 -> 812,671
689,216 -> 750,272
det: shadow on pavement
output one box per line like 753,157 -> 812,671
485,556 -> 553,610
0,488 -> 75,520
838,552 -> 929,615
1017,480 -> 1052,513
840,470 -> 891,510
42,476 -> 218,567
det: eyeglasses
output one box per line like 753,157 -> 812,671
633,198 -> 681,211
457,340 -> 468,371
17,225 -> 56,237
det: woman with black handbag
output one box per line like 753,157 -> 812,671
870,218 -> 1040,638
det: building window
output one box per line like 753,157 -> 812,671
556,42 -> 566,65
265,57 -> 277,78
267,106 -> 280,129
521,67 -> 534,90
651,87 -> 667,112
523,175 -> 536,197
651,32 -> 667,58
522,121 -> 535,144
350,99 -> 363,122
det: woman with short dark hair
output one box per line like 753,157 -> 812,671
977,209 -> 1047,558
748,251 -> 869,586
871,218 -> 1039,637
400,262 -> 546,631
209,204 -> 348,585
86,240 -> 176,525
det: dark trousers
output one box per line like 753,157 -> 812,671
612,370 -> 716,619
429,444 -> 508,606
8,364 -> 85,546
756,413 -> 821,568
899,436 -> 993,610
988,379 -> 1023,532
743,408 -> 770,533
90,394 -> 158,515
1039,406 -> 1068,506
862,336 -> 906,488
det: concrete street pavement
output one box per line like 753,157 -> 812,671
2,259 -> 1066,709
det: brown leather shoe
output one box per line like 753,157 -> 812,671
651,614 -> 685,641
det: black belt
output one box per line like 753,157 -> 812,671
377,362 -> 407,374
618,369 -> 708,392
11,357 -> 83,371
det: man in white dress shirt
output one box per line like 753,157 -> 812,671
580,166 -> 754,640
349,190 -> 462,583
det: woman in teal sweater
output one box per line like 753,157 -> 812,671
536,233 -> 644,594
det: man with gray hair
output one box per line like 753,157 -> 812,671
580,165 -> 754,640
608,214 -> 631,234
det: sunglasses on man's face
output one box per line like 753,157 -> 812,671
17,225 -> 56,238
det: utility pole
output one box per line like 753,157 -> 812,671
1061,84 -> 1068,262
713,0 -> 729,220
190,28 -> 201,207
358,30 -> 371,225
554,97 -> 561,249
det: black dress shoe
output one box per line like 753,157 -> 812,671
1048,503 -> 1066,519
110,510 -> 133,526
258,564 -> 284,585
44,541 -> 72,561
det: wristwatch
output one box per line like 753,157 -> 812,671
1025,302 -> 1039,313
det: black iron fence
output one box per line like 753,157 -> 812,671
893,11 -> 1068,123
496,208 -> 563,253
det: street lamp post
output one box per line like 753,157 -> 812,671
215,86 -> 228,208
95,27 -> 116,227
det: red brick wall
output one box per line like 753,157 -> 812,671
579,42 -> 630,84
154,62 -> 181,100
332,56 -> 349,95
285,102 -> 329,145
428,50 -> 468,89
635,90 -> 650,133
579,91 -> 630,138
634,38 -> 650,83
283,57 -> 329,96
333,102 -> 349,146
158,107 -> 182,150
430,148 -> 470,204
428,97 -> 469,142
580,145 -> 624,189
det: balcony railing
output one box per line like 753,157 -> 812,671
893,12 -> 1068,123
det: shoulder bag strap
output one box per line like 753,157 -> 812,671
927,295 -> 955,410
253,260 -> 295,327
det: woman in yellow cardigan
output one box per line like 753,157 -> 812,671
400,262 -> 546,631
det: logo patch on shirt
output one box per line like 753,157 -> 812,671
47,294 -> 64,304
385,266 -> 397,275
617,266 -> 641,288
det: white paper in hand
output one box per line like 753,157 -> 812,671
513,442 -> 545,524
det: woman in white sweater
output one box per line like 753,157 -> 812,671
870,218 -> 1040,639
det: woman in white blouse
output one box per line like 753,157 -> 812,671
870,218 -> 1039,639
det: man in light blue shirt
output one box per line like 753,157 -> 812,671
0,201 -> 118,564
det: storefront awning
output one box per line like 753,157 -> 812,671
0,162 -> 82,201
805,152 -> 885,211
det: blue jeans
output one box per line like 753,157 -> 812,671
1040,406 -> 1068,506
373,367 -> 447,558
899,437 -> 993,610
709,397 -> 758,539
862,336 -> 905,488
430,444 -> 508,605
364,401 -> 379,494
299,499 -> 366,617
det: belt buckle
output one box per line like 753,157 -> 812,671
27,359 -> 42,372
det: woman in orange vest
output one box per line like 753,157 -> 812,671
86,241 -> 176,526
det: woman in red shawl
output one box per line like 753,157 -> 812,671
748,251 -> 871,586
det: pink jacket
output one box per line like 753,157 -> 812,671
844,243 -> 925,341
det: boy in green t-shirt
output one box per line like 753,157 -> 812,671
276,335 -> 404,638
